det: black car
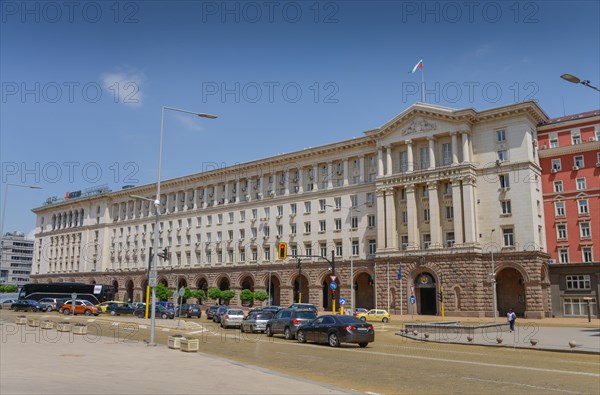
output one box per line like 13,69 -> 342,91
106,303 -> 136,316
176,303 -> 202,318
297,315 -> 374,348
134,305 -> 175,319
266,309 -> 318,340
11,300 -> 45,312
205,305 -> 220,320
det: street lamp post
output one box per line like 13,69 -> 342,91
560,74 -> 600,92
491,229 -> 497,322
135,106 -> 216,346
0,183 -> 43,240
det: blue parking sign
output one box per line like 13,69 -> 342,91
339,297 -> 346,305
410,295 -> 416,304
330,282 -> 337,290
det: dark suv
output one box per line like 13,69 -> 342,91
176,303 -> 201,318
205,305 -> 220,320
266,309 -> 317,340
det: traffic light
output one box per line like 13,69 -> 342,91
437,290 -> 443,302
277,242 -> 287,260
161,247 -> 171,261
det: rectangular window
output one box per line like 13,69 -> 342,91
399,151 -> 408,172
217,214 -> 223,225
574,156 -> 584,168
554,181 -> 563,193
401,235 -> 409,250
555,201 -> 565,217
290,223 -> 297,235
304,222 -> 311,233
496,130 -> 506,142
501,200 -> 512,215
576,178 -> 587,190
239,229 -> 245,239
442,143 -> 452,165
335,218 -> 342,230
559,249 -> 569,263
277,205 -> 283,217
252,209 -> 257,220
251,248 -> 257,261
368,240 -> 376,255
419,147 -> 429,169
335,242 -> 343,257
334,197 -> 342,209
563,297 -> 597,317
350,195 -> 358,207
368,215 -> 376,227
422,186 -> 429,197
239,249 -> 246,262
423,234 -> 431,249
351,216 -> 358,229
263,226 -> 270,237
402,211 -> 408,224
207,215 -> 212,225
251,228 -> 257,238
290,203 -> 297,214
290,244 -> 297,258
319,220 -> 326,232
549,135 -> 558,148
557,224 -> 567,240
498,150 -> 508,162
304,244 -> 312,256
551,159 -> 561,171
264,247 -> 270,261
352,240 -> 359,256
228,230 -> 233,241
582,247 -> 593,263
578,200 -> 589,214
580,222 -> 591,238
320,243 -> 327,257
366,193 -> 375,204
423,209 -> 430,221
503,228 -> 514,246
304,202 -> 311,214
446,206 -> 454,219
239,211 -> 245,221
499,174 -> 510,189
264,207 -> 270,219
572,131 -> 581,145
277,225 -> 283,236
319,199 -> 326,211
566,275 -> 591,290
446,232 -> 455,247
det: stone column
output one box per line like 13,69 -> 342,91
406,184 -> 418,249
385,188 -> 398,249
428,182 -> 441,247
343,159 -> 349,186
203,185 -> 209,206
377,147 -> 384,177
223,182 -> 229,205
406,140 -> 414,172
312,165 -> 319,191
427,137 -> 436,169
327,162 -> 333,189
461,131 -> 471,163
376,189 -> 386,250
235,180 -> 240,203
462,175 -> 477,245
358,155 -> 365,184
260,175 -> 265,198
385,145 -> 393,176
284,170 -> 290,196
451,178 -> 464,246
451,132 -> 459,164
297,168 -> 304,194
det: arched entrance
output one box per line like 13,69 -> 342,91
218,278 -> 230,305
240,276 -> 254,307
125,280 -> 134,302
496,267 -> 526,317
321,275 -> 340,311
265,274 -> 281,306
354,272 -> 375,310
112,280 -> 119,301
414,272 -> 437,315
141,279 -> 149,303
196,278 -> 208,305
292,274 -> 309,304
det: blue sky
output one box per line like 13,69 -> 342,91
1,0 -> 599,237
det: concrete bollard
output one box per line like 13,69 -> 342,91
569,340 -> 576,349
496,336 -> 503,344
530,338 -> 538,346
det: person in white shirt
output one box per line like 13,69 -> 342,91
507,308 -> 516,332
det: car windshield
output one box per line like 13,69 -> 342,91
81,301 -> 94,306
256,313 -> 273,320
296,311 -> 317,319
228,310 -> 243,315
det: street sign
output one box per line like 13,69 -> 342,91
330,282 -> 337,290
71,292 -> 77,300
410,295 -> 416,304
329,274 -> 337,282
149,278 -> 157,287
179,287 -> 185,296
339,297 -> 346,305
173,291 -> 179,299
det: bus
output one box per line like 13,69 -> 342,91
18,282 -> 116,305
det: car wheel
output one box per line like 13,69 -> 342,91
110,310 -> 116,316
63,309 -> 70,315
220,322 -> 224,328
358,342 -> 368,348
46,306 -> 53,312
297,330 -> 307,343
360,317 -> 366,322
284,327 -> 293,340
328,333 -> 340,347
266,325 -> 273,337
382,317 -> 389,323
161,313 -> 168,319
84,310 -> 92,316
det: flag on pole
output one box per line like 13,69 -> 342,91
409,59 -> 423,74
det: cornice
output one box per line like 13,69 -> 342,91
538,140 -> 600,158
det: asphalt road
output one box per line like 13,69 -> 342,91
2,310 -> 599,394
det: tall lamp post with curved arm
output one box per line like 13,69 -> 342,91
142,106 -> 217,346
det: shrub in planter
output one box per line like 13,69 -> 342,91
41,320 -> 54,329
254,290 -> 269,302
180,337 -> 199,352
168,334 -> 183,349
73,323 -> 87,335
57,322 -> 72,332
15,315 -> 27,325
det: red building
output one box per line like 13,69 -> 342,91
538,110 -> 600,317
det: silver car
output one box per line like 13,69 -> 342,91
240,311 -> 275,333
220,309 -> 245,329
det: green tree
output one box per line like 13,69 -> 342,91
155,283 -> 173,301
221,290 -> 235,304
240,289 -> 254,302
182,287 -> 193,300
0,284 -> 17,293
191,289 -> 206,302
207,287 -> 222,301
254,290 -> 269,302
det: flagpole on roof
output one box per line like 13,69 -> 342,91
421,58 -> 425,103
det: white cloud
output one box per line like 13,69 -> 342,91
173,113 -> 206,132
26,228 -> 36,240
101,69 -> 145,107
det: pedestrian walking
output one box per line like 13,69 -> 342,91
507,308 -> 516,332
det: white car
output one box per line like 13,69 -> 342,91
0,299 -> 18,310
221,309 -> 245,328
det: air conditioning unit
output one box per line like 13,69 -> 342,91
551,168 -> 558,173
276,234 -> 281,239
572,166 -> 579,171
262,236 -> 268,240
195,242 -> 201,246
269,191 -> 276,197
541,145 -> 547,150
596,162 -> 600,167
289,213 -> 296,217
548,259 -> 556,264
589,137 -> 597,142
293,178 -> 298,183
245,195 -> 250,201
532,139 -> 538,147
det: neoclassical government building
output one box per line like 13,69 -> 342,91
31,102 -> 552,318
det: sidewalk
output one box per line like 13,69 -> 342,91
0,324 -> 349,395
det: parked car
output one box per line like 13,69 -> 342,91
60,300 -> 100,316
288,303 -> 318,312
176,303 -> 201,318
213,306 -> 230,323
96,301 -> 128,313
205,305 -> 221,320
155,301 -> 175,311
240,311 -> 274,333
134,305 -> 174,319
266,309 -> 318,340
0,299 -> 19,310
355,309 -> 391,323
260,306 -> 282,314
352,308 -> 368,317
297,315 -> 374,348
37,298 -> 67,312
11,300 -> 45,312
221,309 -> 245,328
106,303 -> 136,316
